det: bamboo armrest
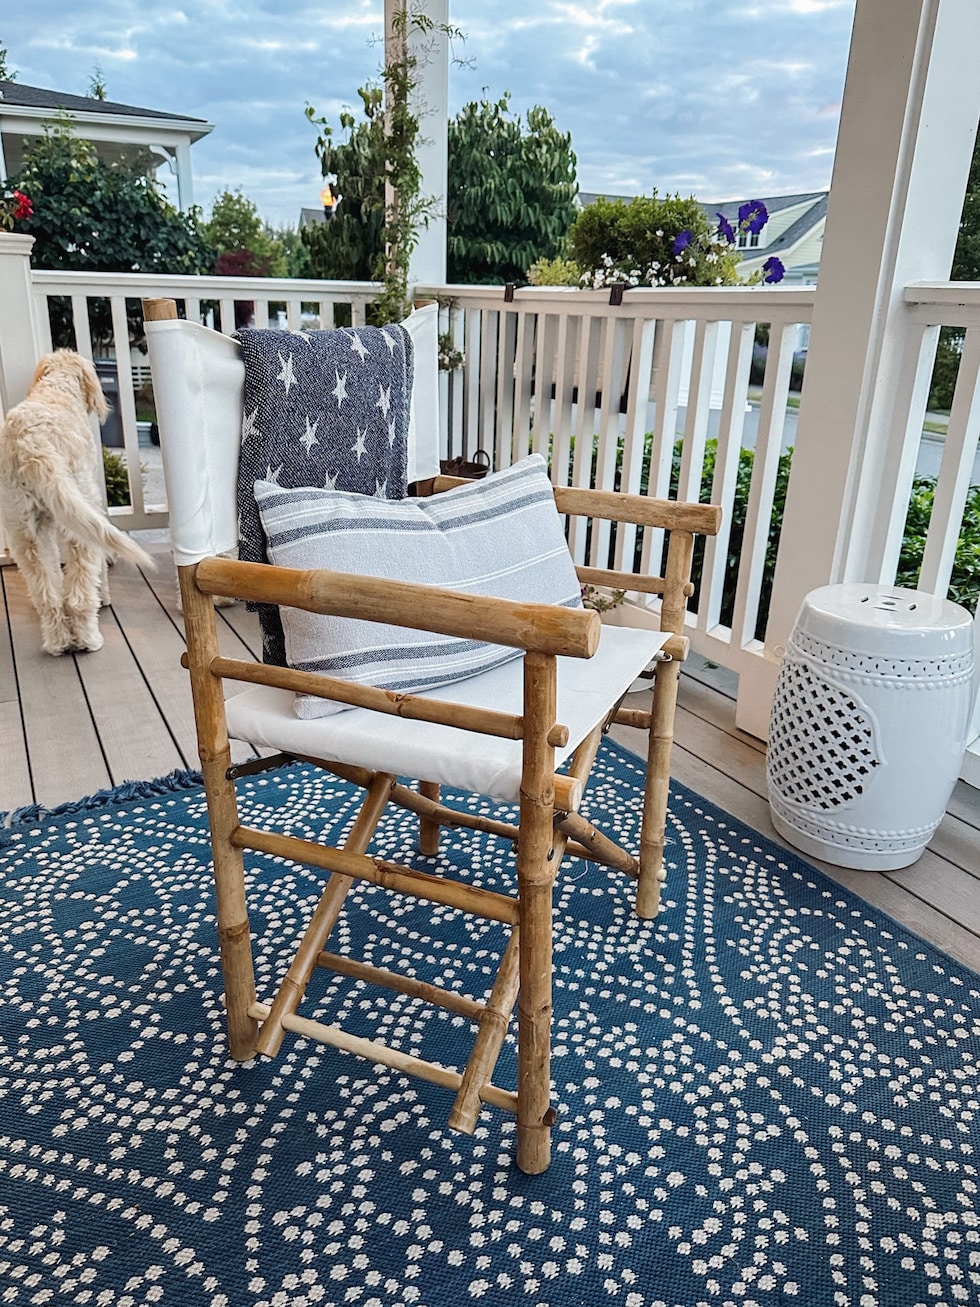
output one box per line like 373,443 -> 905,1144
192,556 -> 600,659
431,477 -> 722,536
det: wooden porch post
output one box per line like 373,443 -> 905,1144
737,0 -> 980,738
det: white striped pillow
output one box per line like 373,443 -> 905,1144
253,453 -> 583,718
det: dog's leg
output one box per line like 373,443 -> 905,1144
63,540 -> 105,652
12,522 -> 72,655
98,559 -> 111,608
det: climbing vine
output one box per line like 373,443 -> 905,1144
304,3 -> 461,325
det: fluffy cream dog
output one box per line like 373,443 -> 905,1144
0,350 -> 154,655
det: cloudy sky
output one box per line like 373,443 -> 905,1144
2,0 -> 857,226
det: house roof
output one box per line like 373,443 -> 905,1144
707,191 -> 828,255
0,80 -> 212,137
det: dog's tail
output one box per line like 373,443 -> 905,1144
44,479 -> 157,572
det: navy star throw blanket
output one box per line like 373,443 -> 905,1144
235,324 -> 414,665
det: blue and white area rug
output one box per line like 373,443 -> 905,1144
1,741 -> 978,1307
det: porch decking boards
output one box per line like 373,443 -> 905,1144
2,544 -> 978,975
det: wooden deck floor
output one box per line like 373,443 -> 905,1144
3,541 -> 979,974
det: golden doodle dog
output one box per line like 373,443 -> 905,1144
0,350 -> 154,655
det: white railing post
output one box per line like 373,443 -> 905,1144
737,0 -> 980,738
0,232 -> 43,416
0,231 -> 44,559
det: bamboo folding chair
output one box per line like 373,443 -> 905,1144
143,296 -> 721,1174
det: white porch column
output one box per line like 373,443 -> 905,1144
384,0 -> 449,288
0,232 -> 42,416
0,232 -> 43,558
174,139 -> 195,211
736,0 -> 980,738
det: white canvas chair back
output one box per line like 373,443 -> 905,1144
145,302 -> 441,567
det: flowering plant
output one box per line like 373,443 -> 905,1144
566,191 -> 785,291
0,184 -> 33,231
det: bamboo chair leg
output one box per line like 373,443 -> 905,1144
636,655 -> 681,919
516,652 -> 558,1175
448,929 -> 521,1133
418,781 -> 441,855
254,771 -> 395,1058
179,565 -> 258,1061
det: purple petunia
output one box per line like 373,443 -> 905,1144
762,256 -> 785,284
672,229 -> 692,256
738,199 -> 769,236
716,213 -> 736,244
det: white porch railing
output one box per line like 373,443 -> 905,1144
27,269 -> 381,531
1,244 -> 976,782
420,282 -> 815,683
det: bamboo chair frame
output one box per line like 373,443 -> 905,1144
144,296 -> 721,1175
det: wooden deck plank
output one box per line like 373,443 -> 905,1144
0,700 -> 33,812
137,547 -> 270,766
2,566 -> 110,808
104,558 -> 199,768
73,600 -> 185,787
0,571 -> 33,810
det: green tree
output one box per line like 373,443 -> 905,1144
203,189 -> 288,277
302,85 -> 387,285
0,43 -> 15,81
10,118 -> 209,276
447,93 -> 578,285
952,125 -> 980,283
88,65 -> 107,101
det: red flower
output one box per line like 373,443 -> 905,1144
13,190 -> 33,221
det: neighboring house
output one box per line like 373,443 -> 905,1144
578,189 -> 828,286
0,80 -> 213,210
707,191 -> 828,286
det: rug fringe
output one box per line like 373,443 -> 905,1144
0,767 -> 204,841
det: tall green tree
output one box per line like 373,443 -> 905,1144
0,42 -> 15,81
447,94 -> 578,284
302,85 -> 387,285
203,189 -> 288,277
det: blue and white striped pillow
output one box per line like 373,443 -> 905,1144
253,453 -> 583,718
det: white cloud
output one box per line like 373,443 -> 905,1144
2,0 -> 857,223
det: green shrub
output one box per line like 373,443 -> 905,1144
928,327 -> 963,413
102,446 -> 131,508
896,478 -> 980,612
604,435 -> 979,630
527,255 -> 583,287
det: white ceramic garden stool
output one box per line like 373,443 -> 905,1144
766,583 -> 975,871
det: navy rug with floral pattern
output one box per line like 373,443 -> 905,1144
0,740 -> 977,1307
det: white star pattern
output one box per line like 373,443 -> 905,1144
276,352 -> 297,394
352,428 -> 368,462
387,419 -> 397,447
332,369 -> 348,408
265,463 -> 283,484
374,478 -> 388,498
241,408 -> 262,443
376,383 -> 391,419
350,334 -> 369,362
382,330 -> 397,354
300,415 -> 319,454
324,469 -> 337,490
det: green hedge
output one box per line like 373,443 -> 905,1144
600,436 -> 979,630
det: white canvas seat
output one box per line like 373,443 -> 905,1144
226,623 -> 661,803
143,295 -> 721,1175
